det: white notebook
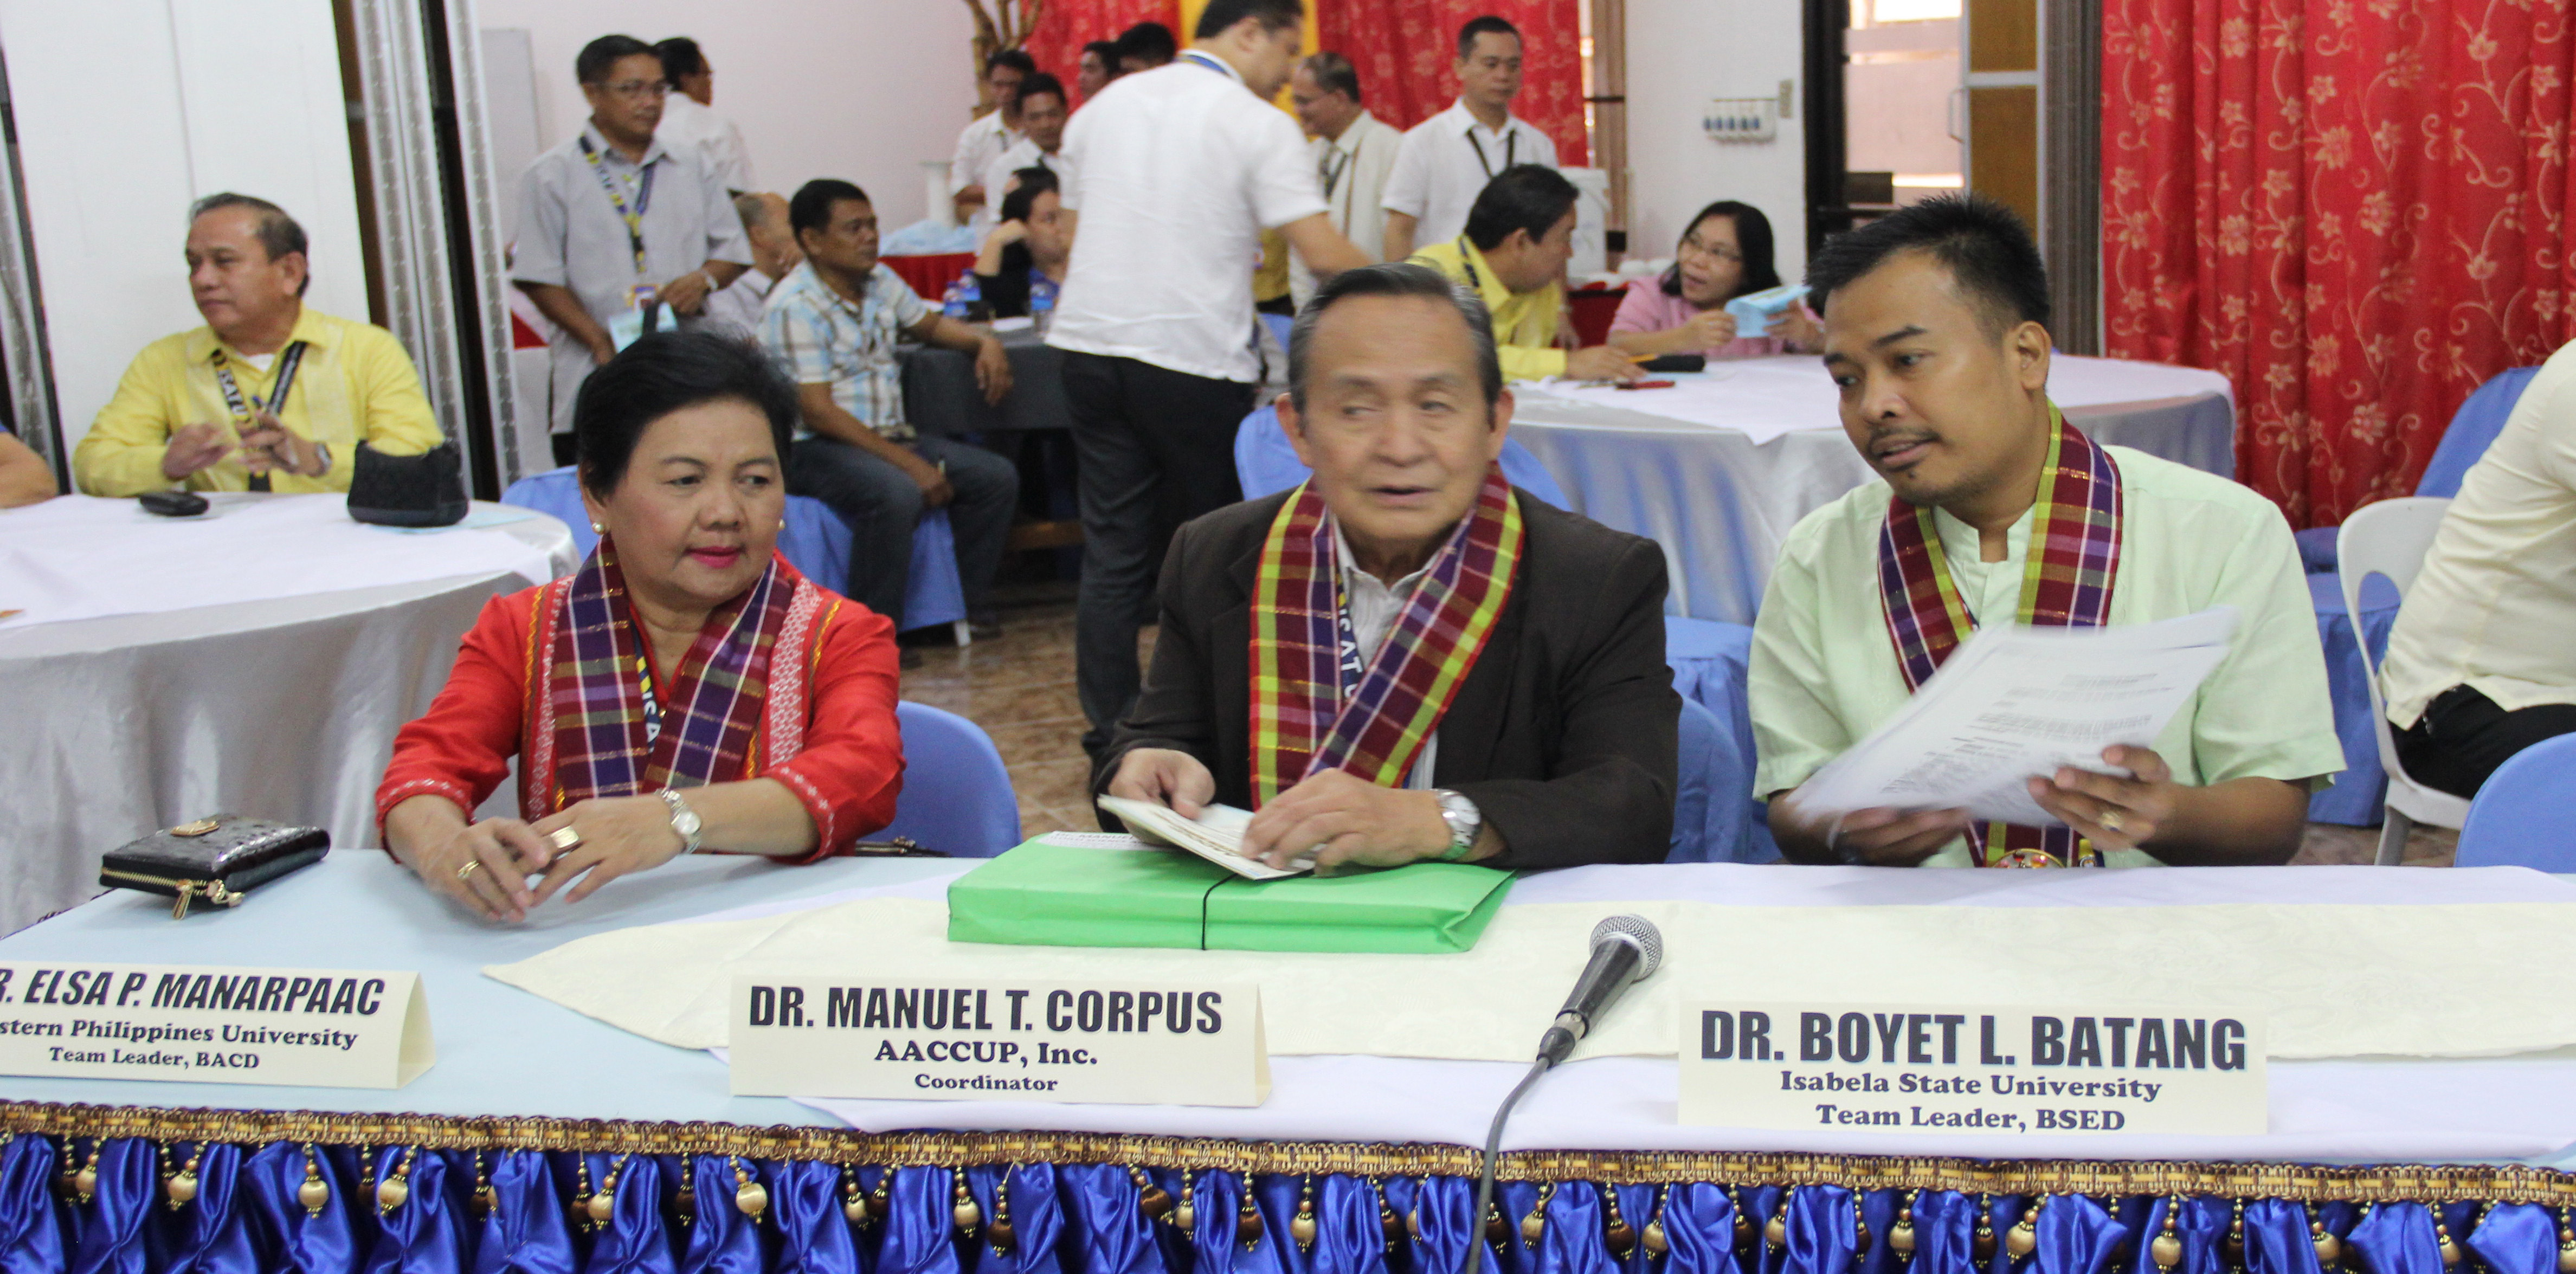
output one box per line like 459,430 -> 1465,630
1094,796 -> 1310,880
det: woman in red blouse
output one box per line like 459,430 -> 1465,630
377,333 -> 901,922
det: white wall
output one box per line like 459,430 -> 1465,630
476,0 -> 978,234
1624,0 -> 1809,281
0,0 -> 368,450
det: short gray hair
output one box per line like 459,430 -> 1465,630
1301,52 -> 1361,104
1287,262 -> 1503,414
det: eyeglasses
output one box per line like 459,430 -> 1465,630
595,79 -> 671,100
1678,236 -> 1744,264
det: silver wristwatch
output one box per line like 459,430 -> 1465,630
658,788 -> 705,855
1431,789 -> 1482,861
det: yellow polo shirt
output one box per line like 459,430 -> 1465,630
73,306 -> 442,497
1407,236 -> 1567,382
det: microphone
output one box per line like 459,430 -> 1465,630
1464,915 -> 1666,1274
1537,915 -> 1663,1065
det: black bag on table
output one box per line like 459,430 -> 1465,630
346,440 -> 468,527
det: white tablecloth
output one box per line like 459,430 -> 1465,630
0,498 -> 574,934
768,863 -> 2576,1164
1509,357 -> 2237,623
5,854 -> 2574,1170
0,494 -> 559,629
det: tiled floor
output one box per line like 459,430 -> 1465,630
911,591 -> 2461,865
900,588 -> 1130,839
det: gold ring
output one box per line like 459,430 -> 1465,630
545,827 -> 582,853
455,860 -> 482,880
2098,810 -> 2128,834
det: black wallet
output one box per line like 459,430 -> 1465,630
99,816 -> 330,918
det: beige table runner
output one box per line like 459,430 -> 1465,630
485,897 -> 2576,1062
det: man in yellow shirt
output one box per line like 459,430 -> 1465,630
1406,163 -> 1638,384
73,194 -> 442,496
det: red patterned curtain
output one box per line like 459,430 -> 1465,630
1023,0 -> 1182,104
2102,0 -> 2576,526
1316,1 -> 1589,165
1010,2 -> 1587,160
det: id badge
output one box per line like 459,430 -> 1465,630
607,308 -> 646,351
623,282 -> 660,309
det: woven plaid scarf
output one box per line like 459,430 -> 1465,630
1248,467 -> 1524,806
1876,406 -> 2123,867
530,536 -> 796,814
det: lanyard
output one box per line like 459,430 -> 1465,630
1465,126 -> 1517,180
1454,237 -> 1483,293
1319,144 -> 1352,200
1178,50 -> 1233,79
578,136 -> 658,276
211,341 -> 308,493
635,651 -> 664,744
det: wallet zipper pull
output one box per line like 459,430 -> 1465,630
171,881 -> 199,920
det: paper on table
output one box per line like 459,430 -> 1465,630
1797,607 -> 2238,822
1095,796 -> 1306,880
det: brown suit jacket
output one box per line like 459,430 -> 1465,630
1094,489 -> 1680,870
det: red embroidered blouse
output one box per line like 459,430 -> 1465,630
375,579 -> 903,862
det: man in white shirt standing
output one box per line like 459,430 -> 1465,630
949,50 -> 1034,220
653,38 -> 755,195
1287,52 -> 1400,308
2378,338 -> 2576,799
1380,16 -> 1559,261
1048,0 -> 1371,759
703,191 -> 800,337
979,73 -> 1074,205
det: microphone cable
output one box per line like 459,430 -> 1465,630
1464,1057 -> 1551,1274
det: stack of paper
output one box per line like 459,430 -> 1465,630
1095,796 -> 1305,879
1796,607 -> 2239,822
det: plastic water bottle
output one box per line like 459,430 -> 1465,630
1028,273 -> 1058,334
957,271 -> 987,324
941,275 -> 969,319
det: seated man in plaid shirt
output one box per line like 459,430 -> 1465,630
759,178 -> 1019,645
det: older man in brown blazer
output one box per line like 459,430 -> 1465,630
1096,262 -> 1679,874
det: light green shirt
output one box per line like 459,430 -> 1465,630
1748,445 -> 2345,867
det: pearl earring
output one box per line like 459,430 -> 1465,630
589,522 -> 604,534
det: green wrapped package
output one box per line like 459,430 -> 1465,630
945,839 -> 1515,954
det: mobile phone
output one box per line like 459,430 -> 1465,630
138,490 -> 210,517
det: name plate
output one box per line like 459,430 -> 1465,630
729,974 -> 1270,1106
0,962 -> 434,1089
1679,1001 -> 2265,1136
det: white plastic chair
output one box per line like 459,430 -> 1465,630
2336,496 -> 2468,864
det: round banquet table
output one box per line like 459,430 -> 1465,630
0,494 -> 574,935
1506,355 -> 2237,623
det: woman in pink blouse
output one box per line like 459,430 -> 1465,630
1608,201 -> 1821,359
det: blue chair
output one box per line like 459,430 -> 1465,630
2296,365 -> 2540,570
2304,571 -> 2403,825
1663,615 -> 1780,863
1232,404 -> 1573,508
2455,734 -> 2576,871
2297,367 -> 2539,824
879,702 -> 1021,857
499,466 -> 968,635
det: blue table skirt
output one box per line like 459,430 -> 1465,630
0,1122 -> 2551,1274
